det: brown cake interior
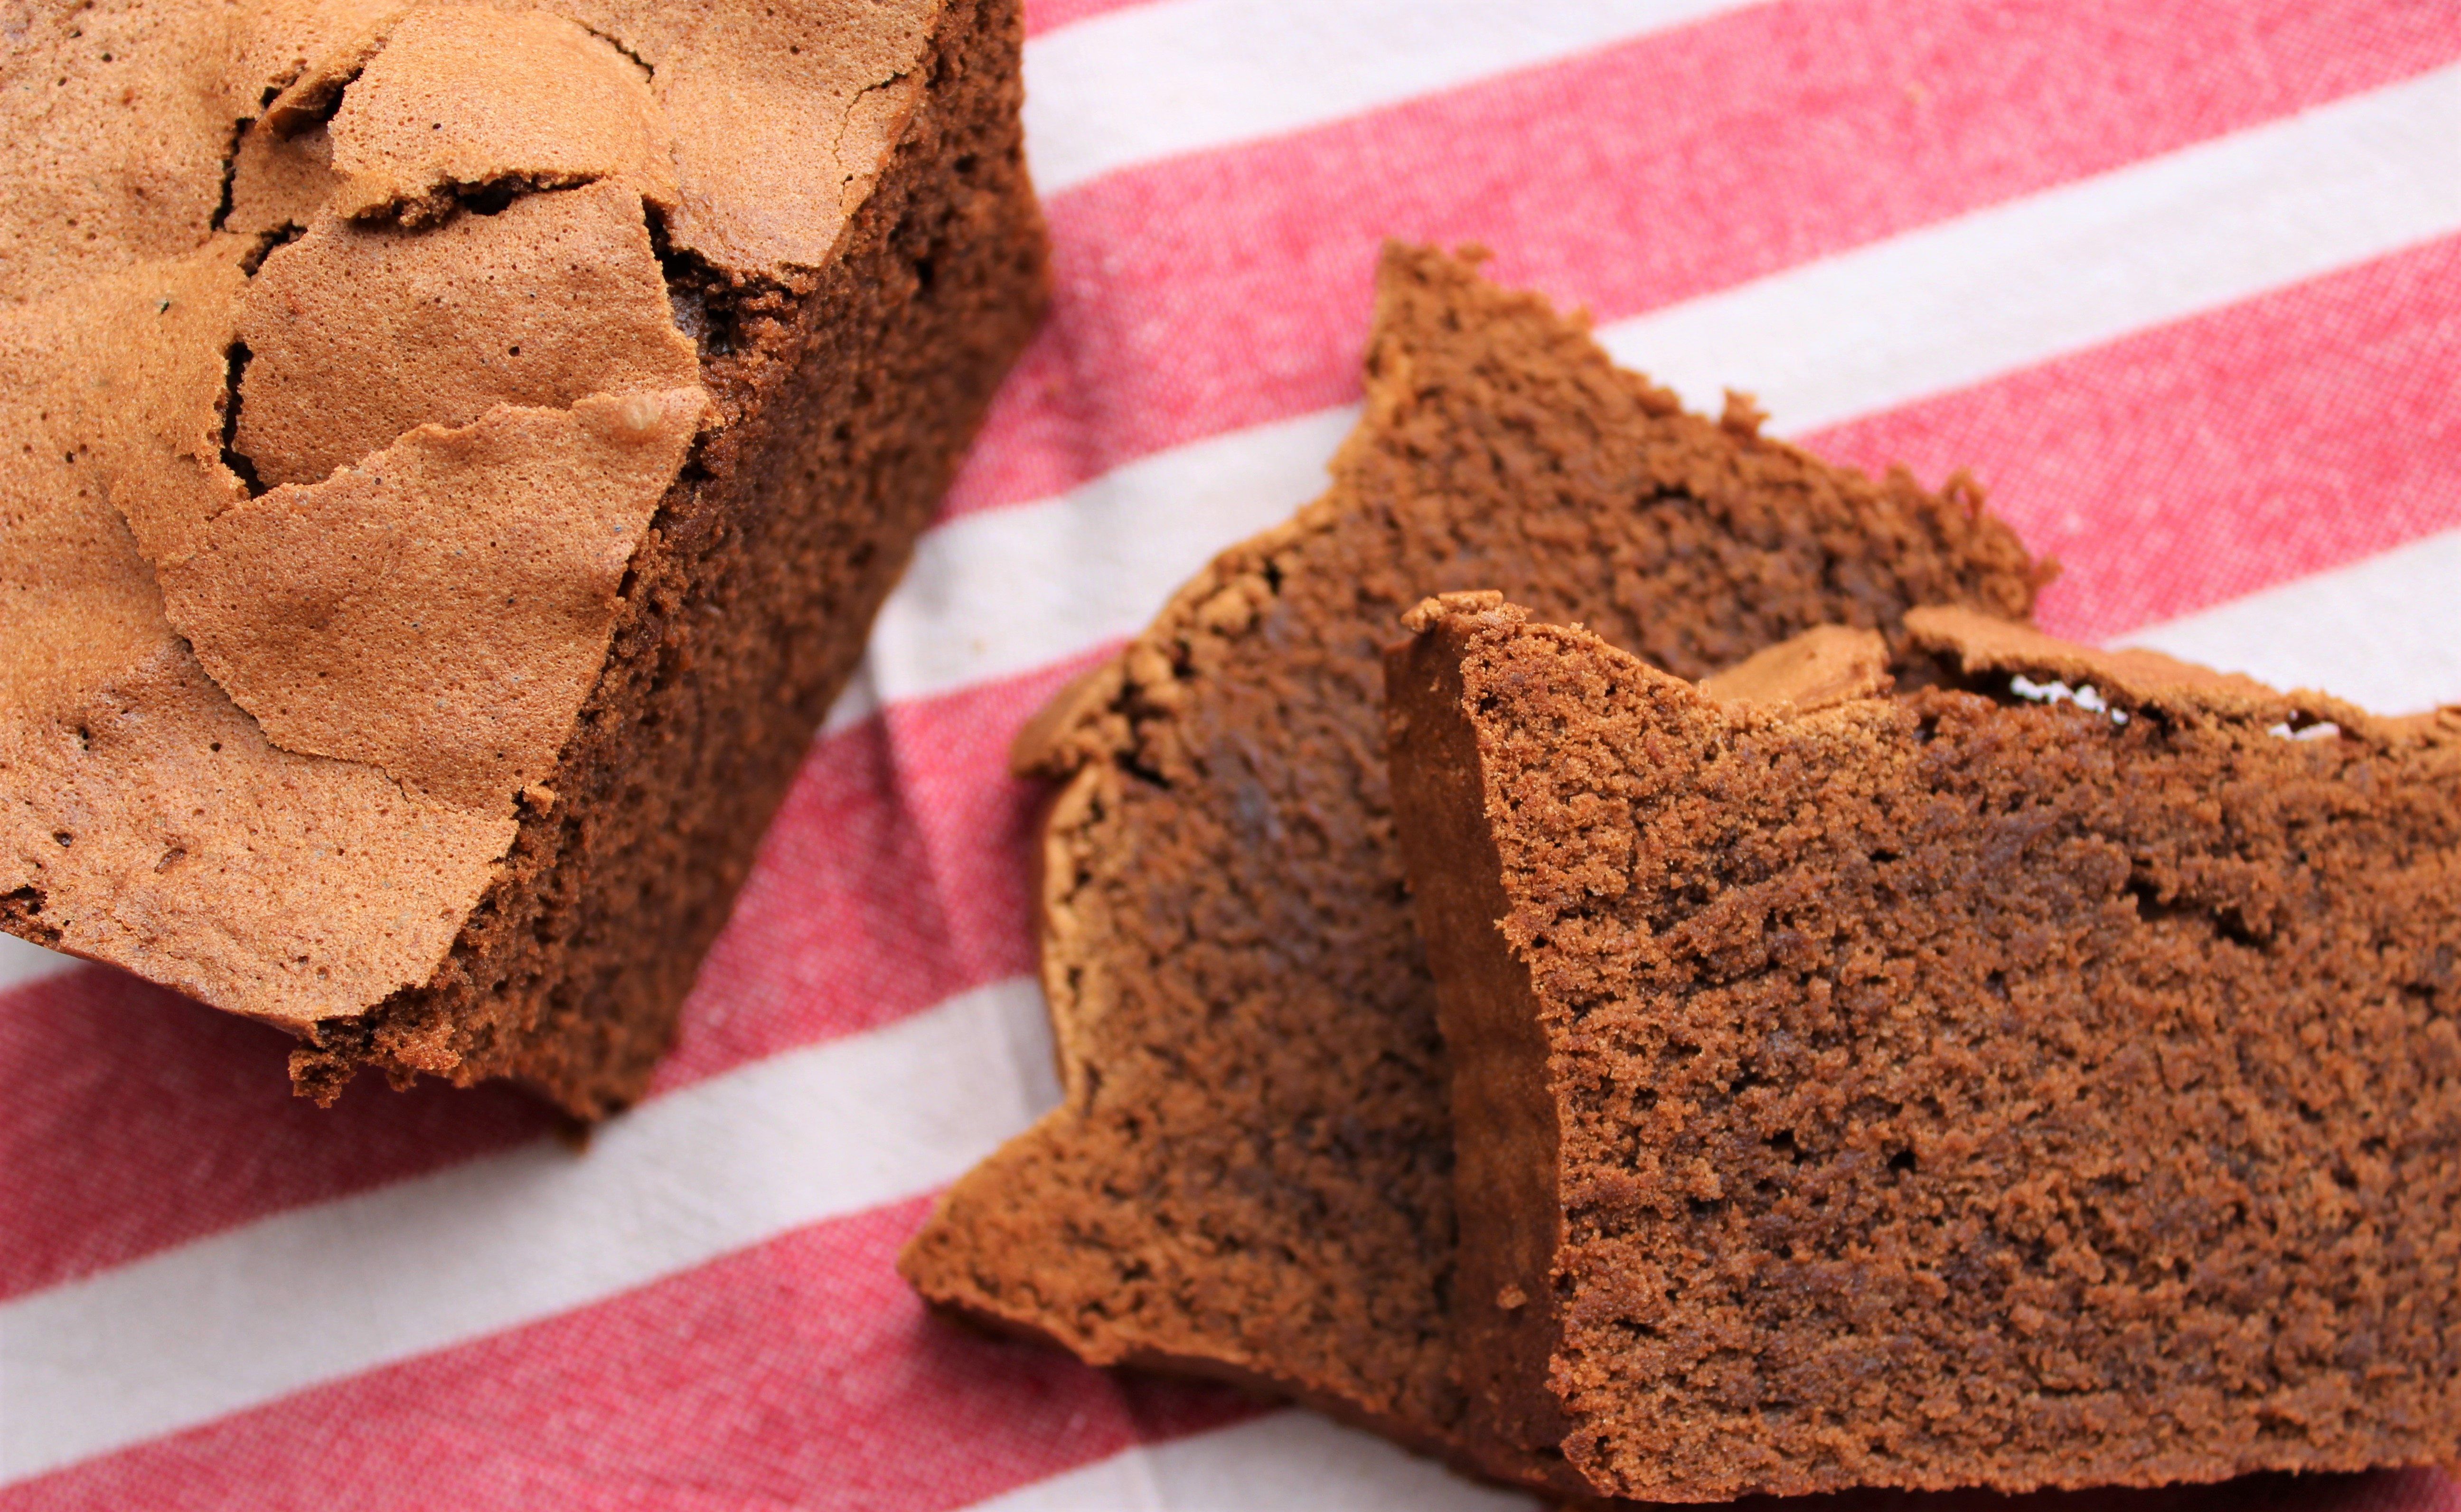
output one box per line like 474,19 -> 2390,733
1390,594 -> 2461,1500
291,0 -> 1047,1114
899,243 -> 2045,1477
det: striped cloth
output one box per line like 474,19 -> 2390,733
3,0 -> 2457,1505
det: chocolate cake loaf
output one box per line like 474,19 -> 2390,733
0,0 -> 1046,1116
900,244 -> 2044,1476
1389,593 -> 2461,1499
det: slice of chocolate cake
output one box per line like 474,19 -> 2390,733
899,244 -> 2045,1477
0,0 -> 1046,1116
1389,593 -> 2461,1499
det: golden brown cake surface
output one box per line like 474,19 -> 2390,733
2,0 -> 1047,1111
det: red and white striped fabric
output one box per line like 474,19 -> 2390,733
4,1 -> 2457,1505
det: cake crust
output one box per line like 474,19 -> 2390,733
1,0 -> 1047,1115
1390,594 -> 2461,1499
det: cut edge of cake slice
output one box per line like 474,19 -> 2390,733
1389,592 -> 2461,1499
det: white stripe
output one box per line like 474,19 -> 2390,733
0,935 -> 77,994
2118,528 -> 2461,716
0,975 -> 1061,1484
832,67 -> 2461,728
965,1410 -> 1538,1512
825,406 -> 1357,733
1022,0 -> 1756,196
1601,64 -> 2461,433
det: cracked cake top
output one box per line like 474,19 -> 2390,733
0,0 -> 939,1025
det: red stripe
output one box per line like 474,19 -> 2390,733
0,1195 -> 1260,1512
0,968 -> 553,1302
1809,234 -> 2461,643
5,227 -> 2451,1300
941,0 -> 2460,528
648,654 -> 1097,1091
1023,0 -> 1158,38
0,657 -> 1087,1302
5,1204 -> 2449,1507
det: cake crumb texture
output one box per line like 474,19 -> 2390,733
1392,596 -> 2461,1500
901,243 -> 2044,1475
